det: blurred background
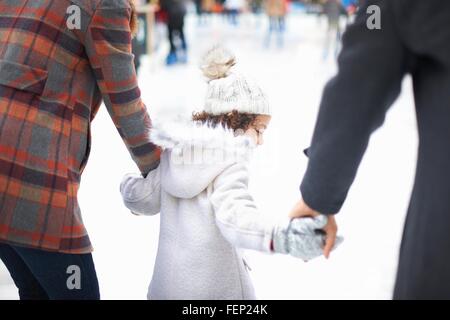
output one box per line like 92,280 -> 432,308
1,0 -> 419,299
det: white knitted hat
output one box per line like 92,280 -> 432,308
200,45 -> 271,116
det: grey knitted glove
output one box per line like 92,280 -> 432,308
272,215 -> 343,261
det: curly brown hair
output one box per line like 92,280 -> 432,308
192,110 -> 259,132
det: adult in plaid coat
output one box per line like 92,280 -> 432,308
0,0 -> 160,299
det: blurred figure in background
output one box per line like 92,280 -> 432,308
264,0 -> 288,48
160,0 -> 188,65
194,0 -> 206,25
195,0 -> 216,25
225,0 -> 246,25
341,0 -> 358,15
203,0 -> 218,16
322,0 -> 346,60
132,0 -> 152,72
249,0 -> 265,27
248,0 -> 263,14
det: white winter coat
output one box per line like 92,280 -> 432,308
120,120 -> 277,300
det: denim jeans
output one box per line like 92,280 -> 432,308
0,243 -> 100,300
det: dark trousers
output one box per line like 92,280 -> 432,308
0,243 -> 100,300
167,14 -> 186,54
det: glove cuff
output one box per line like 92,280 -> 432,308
272,217 -> 292,255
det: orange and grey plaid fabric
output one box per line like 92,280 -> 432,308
0,0 -> 161,253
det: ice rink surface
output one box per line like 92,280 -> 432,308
1,11 -> 418,300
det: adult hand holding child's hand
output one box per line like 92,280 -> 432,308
289,199 -> 341,259
272,215 -> 343,261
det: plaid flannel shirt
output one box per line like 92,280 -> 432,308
0,0 -> 161,253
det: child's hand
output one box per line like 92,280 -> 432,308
120,173 -> 146,202
272,215 -> 343,261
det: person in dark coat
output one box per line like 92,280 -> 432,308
290,0 -> 450,299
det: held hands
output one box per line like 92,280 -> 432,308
120,173 -> 151,216
288,199 -> 341,259
120,173 -> 147,201
272,215 -> 343,261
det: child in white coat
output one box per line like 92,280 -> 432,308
120,46 -> 342,299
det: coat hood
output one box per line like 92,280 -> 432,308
150,117 -> 256,199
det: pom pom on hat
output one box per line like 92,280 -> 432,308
200,45 -> 236,81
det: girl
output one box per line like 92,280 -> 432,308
120,46 -> 342,299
